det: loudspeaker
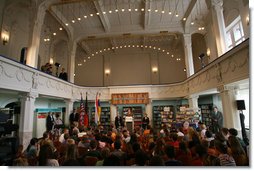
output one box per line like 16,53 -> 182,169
236,100 -> 246,110
62,107 -> 66,113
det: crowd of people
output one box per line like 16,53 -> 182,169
10,116 -> 249,166
40,63 -> 68,81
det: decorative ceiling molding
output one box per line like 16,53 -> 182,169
93,0 -> 111,32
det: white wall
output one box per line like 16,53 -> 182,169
0,1 -> 30,61
74,48 -> 186,86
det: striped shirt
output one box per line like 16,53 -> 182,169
218,154 -> 236,166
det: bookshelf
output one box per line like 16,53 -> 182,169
100,107 -> 111,129
90,107 -> 111,129
153,105 -> 174,132
174,106 -> 196,128
199,104 -> 213,128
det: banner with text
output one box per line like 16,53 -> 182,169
111,93 -> 149,105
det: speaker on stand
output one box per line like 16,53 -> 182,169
236,100 -> 249,145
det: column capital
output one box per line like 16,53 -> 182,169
211,0 -> 223,7
187,94 -> 199,99
217,85 -> 236,93
183,33 -> 192,45
19,91 -> 38,100
64,98 -> 76,103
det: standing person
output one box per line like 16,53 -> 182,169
46,112 -> 55,132
142,113 -> 150,130
115,112 -> 123,130
210,107 -> 223,134
54,113 -> 63,137
69,109 -> 79,125
59,68 -> 68,81
239,111 -> 249,145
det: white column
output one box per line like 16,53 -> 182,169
19,91 -> 38,149
188,95 -> 199,112
64,99 -> 75,126
145,100 -> 152,127
68,41 -> 77,83
211,0 -> 227,56
26,4 -> 46,68
110,105 -> 117,126
183,34 -> 194,77
218,85 -> 241,130
239,0 -> 250,39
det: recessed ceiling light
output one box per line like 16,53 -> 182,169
135,8 -> 138,11
183,17 -> 186,21
141,8 -> 144,11
115,9 -> 118,12
155,9 -> 158,12
92,54 -> 94,56
96,12 -> 100,15
169,11 -> 172,15
191,21 -> 194,25
90,14 -> 93,17
72,20 -> 75,23
78,17 -> 81,20
84,15 -> 87,18
103,11 -> 106,14
100,50 -> 102,53
95,51 -> 98,54
148,9 -> 151,12
84,59 -> 86,62
128,8 -> 131,12
109,10 -> 112,13
122,8 -> 125,12
88,57 -> 91,59
53,32 -> 56,36
59,27 -> 63,30
65,23 -> 68,26
161,11 -> 165,14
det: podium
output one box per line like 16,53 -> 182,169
125,116 -> 134,133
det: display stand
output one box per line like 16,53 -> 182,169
125,116 -> 134,133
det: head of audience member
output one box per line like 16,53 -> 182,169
165,145 -> 176,159
214,140 -> 228,154
228,128 -> 238,137
65,144 -> 77,160
103,154 -> 121,166
90,139 -> 98,150
149,155 -> 165,166
101,147 -> 110,159
12,157 -> 28,166
38,144 -> 55,166
114,140 -> 122,150
135,149 -> 148,166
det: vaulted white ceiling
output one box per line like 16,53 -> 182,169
45,0 -> 209,59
